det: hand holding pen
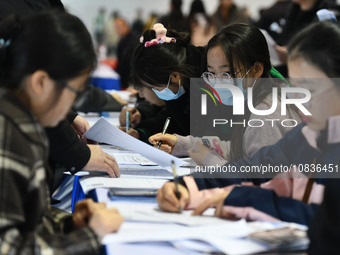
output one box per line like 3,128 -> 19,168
156,176 -> 189,213
149,133 -> 177,153
119,106 -> 142,128
157,117 -> 171,149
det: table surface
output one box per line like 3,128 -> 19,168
79,115 -> 308,255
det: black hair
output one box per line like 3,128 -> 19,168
130,28 -> 202,90
172,0 -> 183,10
204,23 -> 271,79
0,11 -> 97,89
189,0 -> 206,17
204,23 -> 286,161
288,20 -> 340,80
188,0 -> 212,36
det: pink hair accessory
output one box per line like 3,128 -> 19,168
141,23 -> 176,47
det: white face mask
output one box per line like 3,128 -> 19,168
152,76 -> 185,101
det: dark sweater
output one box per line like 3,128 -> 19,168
278,0 -> 336,45
181,123 -> 340,225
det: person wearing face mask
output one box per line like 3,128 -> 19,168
156,21 -> 340,226
150,24 -> 300,163
119,87 -> 167,143
128,23 -> 204,141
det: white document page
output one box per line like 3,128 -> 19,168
112,153 -> 157,166
98,188 -> 243,227
79,177 -> 168,194
102,219 -> 251,244
95,188 -> 272,255
84,118 -> 186,168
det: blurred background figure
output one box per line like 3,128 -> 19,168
159,0 -> 190,32
144,12 -> 159,31
189,0 -> 217,46
132,8 -> 145,35
274,0 -> 338,76
277,0 -> 337,46
211,0 -> 250,31
94,7 -> 106,47
104,11 -> 120,57
115,17 -> 139,88
255,0 -> 292,41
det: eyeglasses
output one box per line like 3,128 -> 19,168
60,81 -> 90,109
201,67 -> 252,85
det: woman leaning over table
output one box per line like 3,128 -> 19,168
0,11 -> 123,254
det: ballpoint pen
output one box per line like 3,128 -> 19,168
126,111 -> 129,132
157,117 -> 171,149
171,160 -> 182,213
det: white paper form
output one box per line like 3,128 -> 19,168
79,177 -> 168,194
99,144 -> 191,177
103,215 -> 268,255
102,219 -> 251,245
106,242 -> 188,255
98,188 -> 246,227
111,153 -> 157,166
96,188 -> 274,255
84,118 -> 186,168
106,201 -> 235,226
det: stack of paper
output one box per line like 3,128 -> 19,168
84,118 -> 187,168
80,177 -> 168,194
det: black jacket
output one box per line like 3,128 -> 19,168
0,0 -> 64,20
308,178 -> 340,254
278,0 -> 336,45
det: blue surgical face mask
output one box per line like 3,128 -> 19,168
212,67 -> 253,106
152,76 -> 185,101
214,79 -> 247,106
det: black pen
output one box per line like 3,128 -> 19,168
157,117 -> 171,149
171,160 -> 182,213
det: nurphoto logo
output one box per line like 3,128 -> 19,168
200,83 -> 311,116
190,78 -> 312,134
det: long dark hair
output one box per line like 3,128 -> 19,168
289,21 -> 340,80
204,23 -> 277,160
130,28 -> 202,91
0,11 -> 97,90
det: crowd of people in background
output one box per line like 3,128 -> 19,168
93,0 -> 340,87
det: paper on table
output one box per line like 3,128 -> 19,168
106,242 -> 187,255
84,118 -> 186,168
65,170 -> 173,179
102,219 -> 251,245
79,177 -> 168,194
134,207 -> 231,226
112,153 -> 157,166
96,187 -> 273,255
107,200 -> 232,226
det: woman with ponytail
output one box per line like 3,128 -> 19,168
121,23 -> 204,142
150,23 -> 300,162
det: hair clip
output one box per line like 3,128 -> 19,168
0,38 -> 11,49
141,23 -> 176,47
